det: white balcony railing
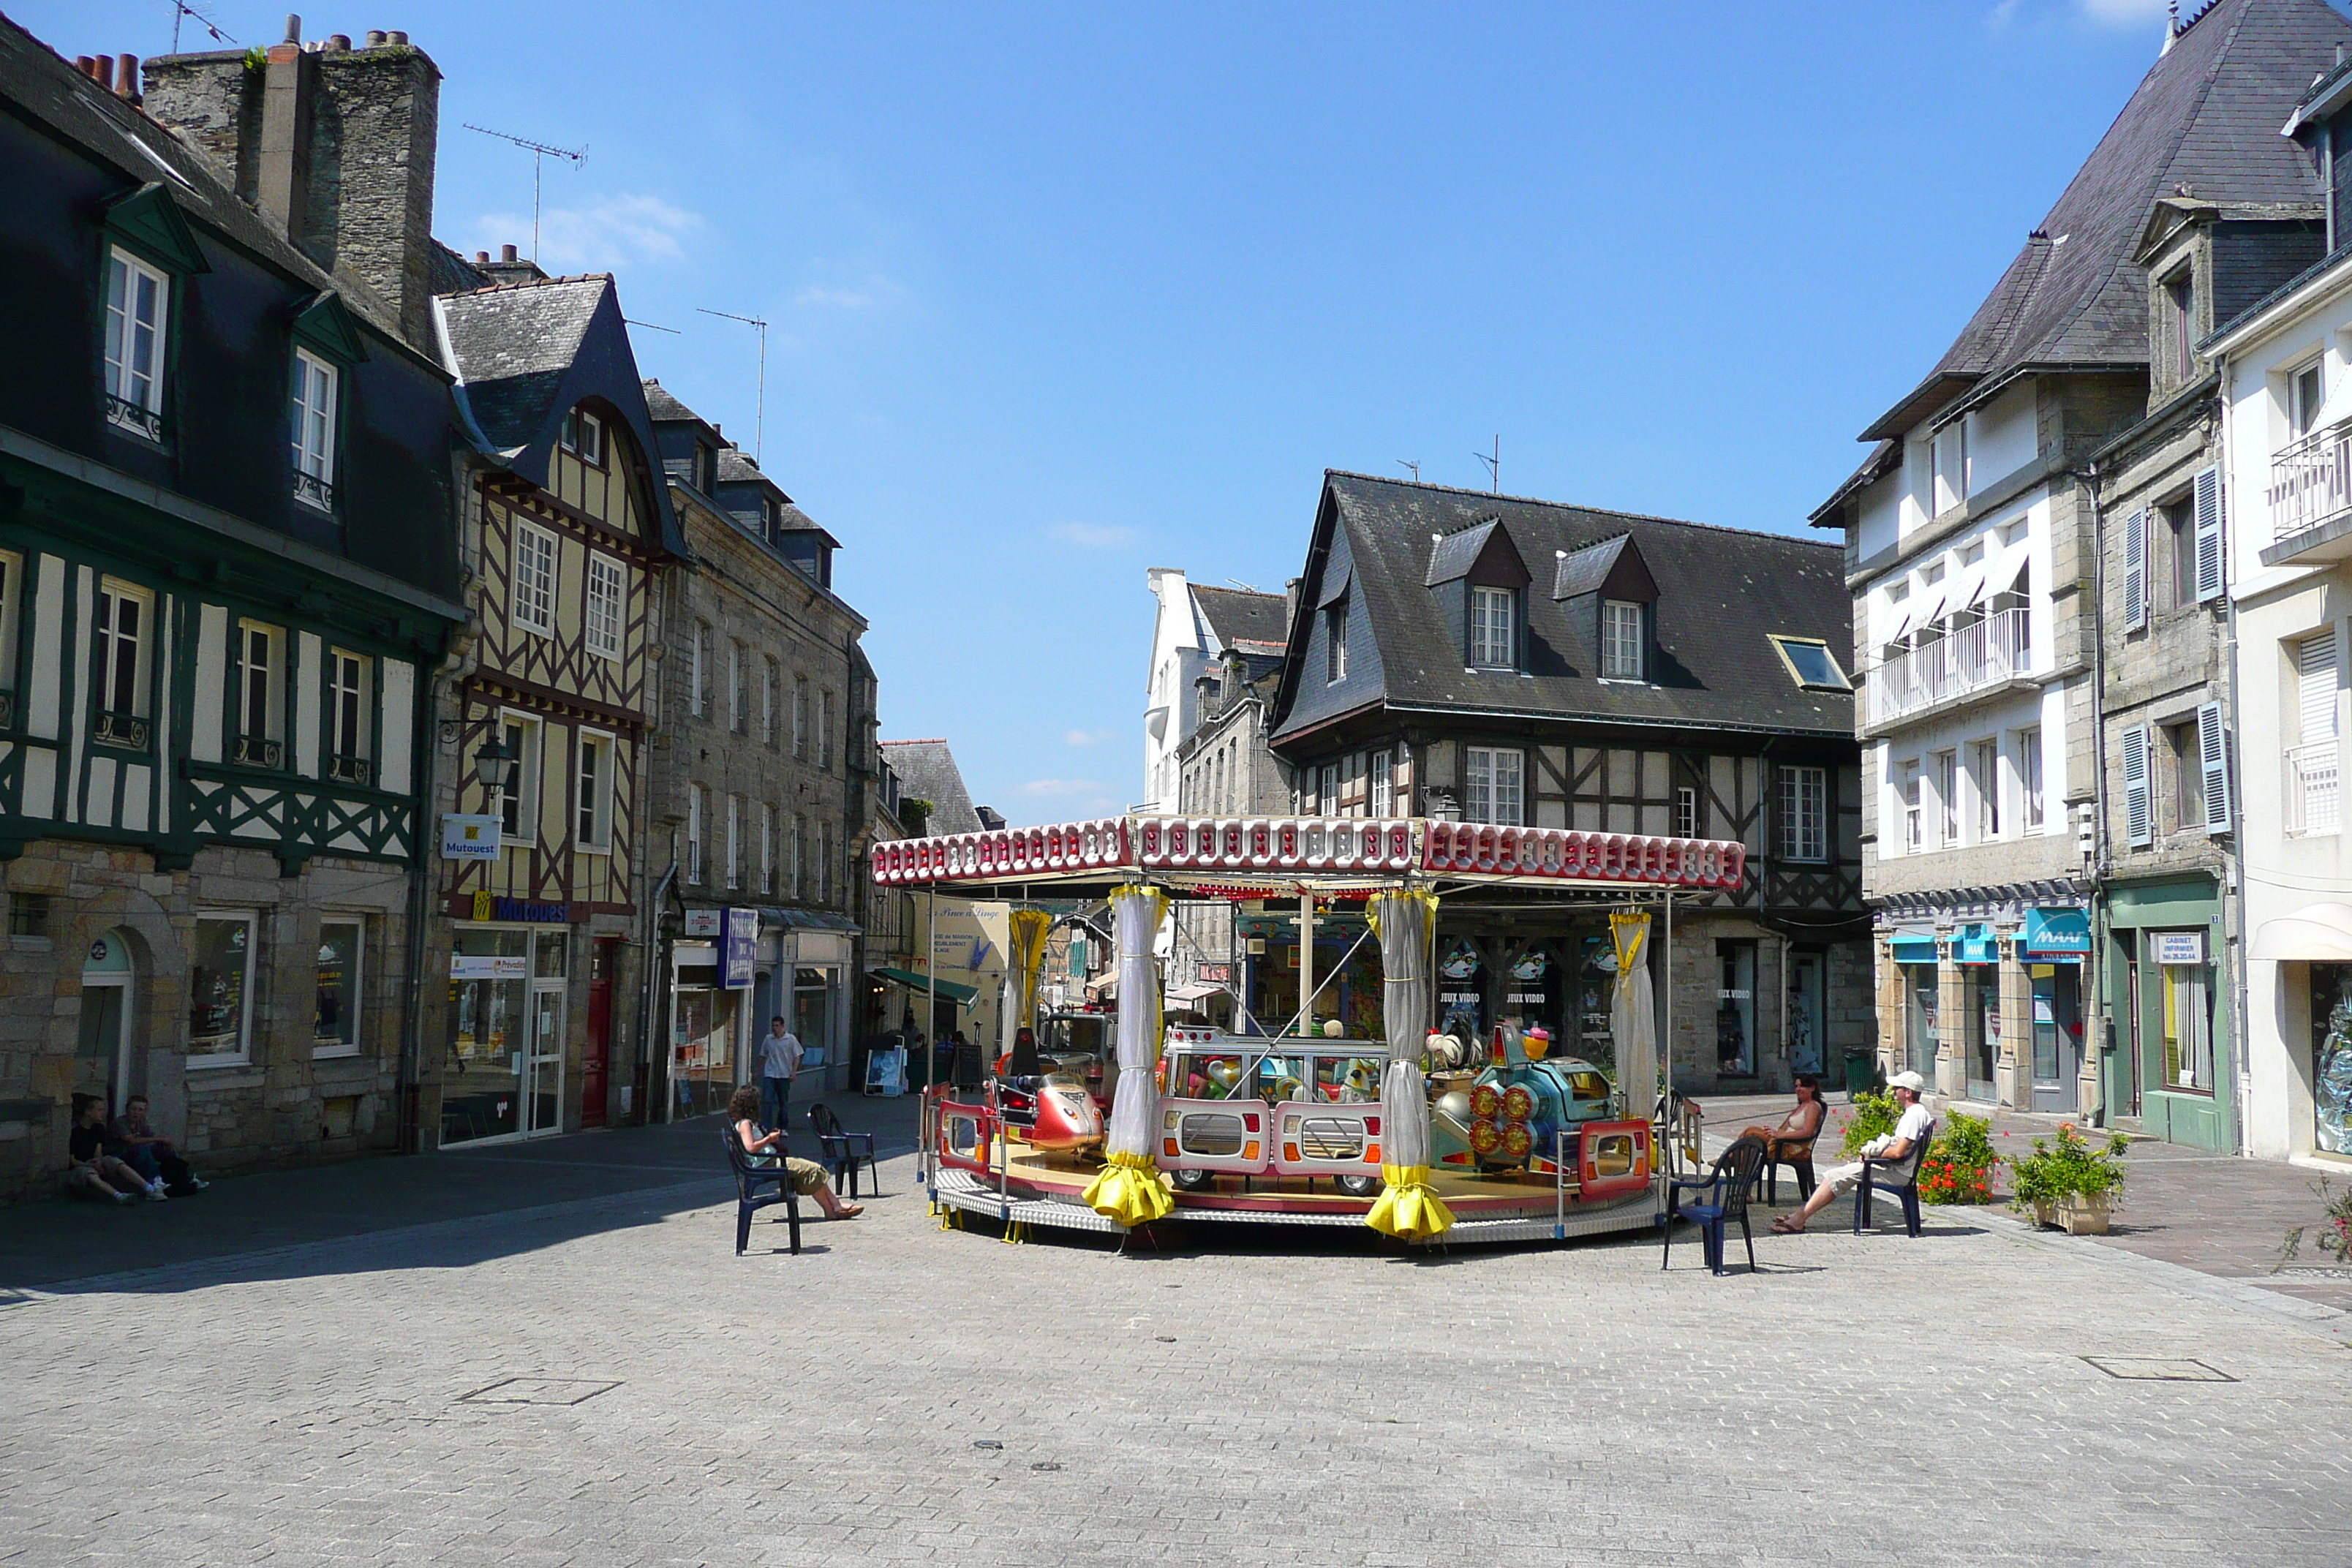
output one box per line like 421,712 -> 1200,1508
1869,607 -> 2032,725
2288,741 -> 2341,838
2269,426 -> 2352,548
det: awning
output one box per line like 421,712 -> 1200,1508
2251,902 -> 2352,962
1085,973 -> 1117,998
1166,981 -> 1230,1005
867,966 -> 978,1005
1887,925 -> 1938,965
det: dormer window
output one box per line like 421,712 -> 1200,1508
2163,268 -> 2195,382
1601,600 -> 1644,679
1766,634 -> 1850,691
1326,598 -> 1349,682
290,349 -> 339,510
1466,587 -> 1511,668
560,406 -> 606,466
104,249 -> 170,440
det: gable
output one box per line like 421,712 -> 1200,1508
1552,535 -> 1658,602
291,290 -> 369,364
102,180 -> 208,274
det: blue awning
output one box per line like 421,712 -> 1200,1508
1888,927 -> 1937,965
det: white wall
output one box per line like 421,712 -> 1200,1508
1967,381 -> 2039,497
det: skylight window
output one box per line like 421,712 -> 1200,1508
1767,635 -> 1849,691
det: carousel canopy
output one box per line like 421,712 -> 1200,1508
871,814 -> 1746,900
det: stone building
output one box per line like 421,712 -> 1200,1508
1809,0 -> 2348,1138
0,22 -> 466,1196
1266,472 -> 1872,1095
875,738 -> 999,1043
1142,571 -> 1288,814
641,384 -> 873,1112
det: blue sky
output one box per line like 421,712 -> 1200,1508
39,0 -> 2195,822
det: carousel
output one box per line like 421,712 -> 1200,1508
876,815 -> 1742,1247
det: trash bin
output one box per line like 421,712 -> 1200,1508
1843,1048 -> 1876,1097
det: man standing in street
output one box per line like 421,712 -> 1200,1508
760,1016 -> 802,1131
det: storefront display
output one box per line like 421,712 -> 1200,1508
1715,940 -> 1757,1077
444,924 -> 570,1145
2151,929 -> 2214,1095
2313,963 -> 2352,1156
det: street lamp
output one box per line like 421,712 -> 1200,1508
473,734 -> 519,793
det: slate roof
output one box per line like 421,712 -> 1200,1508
881,739 -> 984,835
1192,584 -> 1289,653
1274,472 -> 1853,743
1552,535 -> 1638,600
434,274 -> 685,554
0,17 -> 433,361
1853,0 -> 2352,445
1424,519 -> 1502,587
641,379 -> 704,427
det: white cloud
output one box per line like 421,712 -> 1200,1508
1020,777 -> 1104,796
1050,521 -> 1139,549
474,194 -> 703,271
1065,728 -> 1118,747
2078,0 -> 2170,24
793,275 -> 905,310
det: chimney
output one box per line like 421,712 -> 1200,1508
117,55 -> 140,102
476,243 -> 549,286
143,18 -> 445,350
1284,576 -> 1303,637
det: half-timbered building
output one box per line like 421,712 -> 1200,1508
1267,472 -> 1869,1096
0,24 -> 464,1197
426,267 -> 682,1145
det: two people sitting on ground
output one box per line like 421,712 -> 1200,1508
1774,1071 -> 1931,1235
108,1094 -> 206,1196
1738,1071 -> 1827,1166
725,1085 -> 863,1221
67,1094 -> 163,1205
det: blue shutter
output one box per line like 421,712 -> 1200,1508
2192,466 -> 2225,605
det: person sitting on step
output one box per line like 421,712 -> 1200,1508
67,1094 -> 161,1205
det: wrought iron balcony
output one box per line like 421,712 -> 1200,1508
0,687 -> 14,731
103,394 -> 165,442
232,734 -> 284,769
1867,607 -> 2032,727
326,753 -> 373,787
2265,426 -> 2352,565
2287,741 -> 2341,838
293,469 -> 337,511
92,709 -> 151,750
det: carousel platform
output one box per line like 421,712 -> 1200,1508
926,1143 -> 1662,1246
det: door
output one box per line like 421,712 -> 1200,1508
2029,967 -> 2082,1112
77,930 -> 134,1113
526,984 -> 565,1136
1787,949 -> 1825,1077
581,938 -> 617,1129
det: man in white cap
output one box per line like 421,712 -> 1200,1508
1773,1071 -> 1931,1234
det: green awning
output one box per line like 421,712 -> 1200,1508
868,967 -> 977,1006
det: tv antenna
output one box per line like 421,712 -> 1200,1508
1473,434 -> 1499,494
697,308 -> 769,462
464,123 -> 586,264
1396,459 -> 1421,483
169,1 -> 235,52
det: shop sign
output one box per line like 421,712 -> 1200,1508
470,891 -> 570,924
1197,962 -> 1231,982
723,908 -> 758,990
450,954 -> 528,980
441,813 -> 502,860
2023,907 -> 2090,960
1956,923 -> 1999,965
2152,930 -> 2207,966
684,910 -> 721,937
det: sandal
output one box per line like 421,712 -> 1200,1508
831,1203 -> 864,1220
1771,1216 -> 1803,1234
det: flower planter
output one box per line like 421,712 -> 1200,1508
2031,1193 -> 2112,1234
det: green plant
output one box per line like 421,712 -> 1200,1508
243,45 -> 266,69
2275,1177 -> 2352,1271
1840,1088 -> 1896,1158
1917,1110 -> 1998,1205
2008,1124 -> 2130,1213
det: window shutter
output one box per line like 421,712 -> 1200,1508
2192,466 -> 2225,604
2122,508 -> 2149,631
2301,629 -> 2340,743
2122,725 -> 2152,847
2197,701 -> 2233,832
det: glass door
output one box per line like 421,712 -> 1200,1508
2029,966 -> 2081,1112
525,984 -> 565,1136
1907,968 -> 1939,1079
444,927 -> 528,1144
1786,949 -> 1825,1076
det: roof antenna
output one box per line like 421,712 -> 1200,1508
464,123 -> 587,265
1473,434 -> 1499,494
1397,459 -> 1421,483
696,307 -> 769,463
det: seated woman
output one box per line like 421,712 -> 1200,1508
1739,1073 -> 1827,1164
725,1086 -> 863,1220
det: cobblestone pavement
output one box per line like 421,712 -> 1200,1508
1697,1091 -> 2352,1313
6,1104 -> 2352,1568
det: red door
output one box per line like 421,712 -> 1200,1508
582,938 -> 618,1128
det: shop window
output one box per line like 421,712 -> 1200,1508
2152,930 -> 2214,1095
314,918 -> 363,1057
1714,939 -> 1756,1077
188,912 -> 257,1066
1907,966 -> 1939,1079
1965,965 -> 1997,1101
2312,963 -> 2352,1155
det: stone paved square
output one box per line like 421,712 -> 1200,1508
4,1123 -> 2351,1568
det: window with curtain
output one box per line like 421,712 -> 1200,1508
103,248 -> 168,434
512,524 -> 557,636
1601,600 -> 1643,679
1471,587 -> 1515,668
1368,749 -> 1393,817
1780,765 -> 1827,862
290,348 -> 338,508
584,554 -> 624,660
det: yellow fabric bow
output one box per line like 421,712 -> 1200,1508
1365,1164 -> 1455,1243
1084,1148 -> 1175,1226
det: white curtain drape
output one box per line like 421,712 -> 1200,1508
1610,911 -> 1656,1130
1365,889 -> 1452,1241
1083,885 -> 1174,1225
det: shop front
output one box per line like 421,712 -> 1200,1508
444,924 -> 573,1145
1954,923 -> 2000,1103
2020,906 -> 2089,1114
2249,902 -> 2352,1161
1888,927 -> 1940,1081
2103,878 -> 2231,1151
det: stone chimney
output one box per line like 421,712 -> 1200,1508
473,242 -> 549,287
143,18 -> 444,349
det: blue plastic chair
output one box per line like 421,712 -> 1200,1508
1854,1120 -> 1935,1237
722,1123 -> 803,1256
807,1101 -> 877,1198
1662,1135 -> 1768,1275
